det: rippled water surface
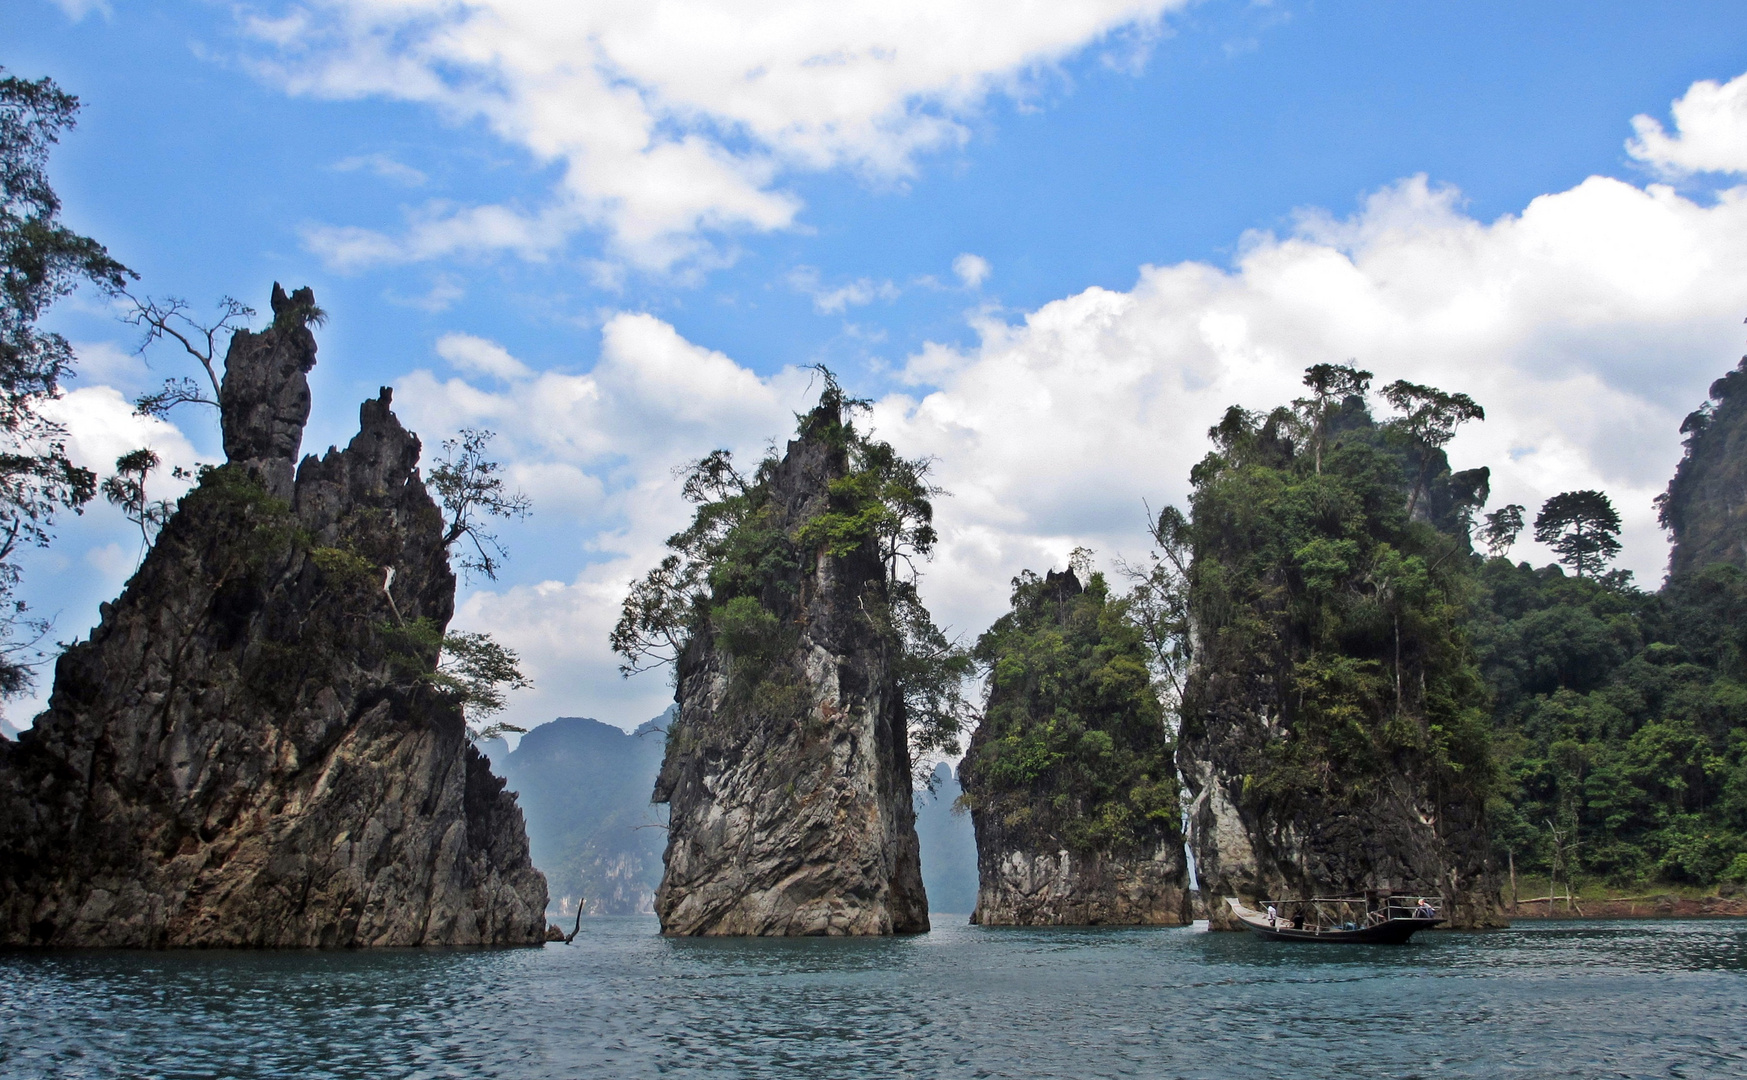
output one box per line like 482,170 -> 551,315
4,917 -> 1746,1079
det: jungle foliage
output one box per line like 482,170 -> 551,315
1181,365 -> 1495,818
1478,560 -> 1747,888
958,565 -> 1179,853
612,374 -> 974,763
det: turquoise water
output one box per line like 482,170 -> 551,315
3,917 -> 1744,1079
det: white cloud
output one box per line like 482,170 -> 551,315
386,275 -> 466,312
243,0 -> 1188,269
50,0 -> 111,20
788,266 -> 900,314
393,312 -> 821,727
1628,70 -> 1747,176
953,253 -> 992,289
435,332 -> 533,381
42,387 -> 203,483
399,140 -> 1747,730
868,169 -> 1747,652
346,70 -> 1747,734
302,201 -> 572,272
333,152 -> 427,185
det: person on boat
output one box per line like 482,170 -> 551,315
1415,898 -> 1437,919
1291,910 -> 1305,930
1266,904 -> 1278,927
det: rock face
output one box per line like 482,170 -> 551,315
1661,356 -> 1747,577
1175,399 -> 1501,931
0,285 -> 547,947
651,402 -> 928,936
969,827 -> 1189,926
960,570 -> 1189,926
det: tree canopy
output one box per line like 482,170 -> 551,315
1534,490 -> 1623,579
958,565 -> 1179,853
0,69 -> 132,694
1181,367 -> 1494,818
612,372 -> 972,766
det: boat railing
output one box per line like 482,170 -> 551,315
1247,895 -> 1443,934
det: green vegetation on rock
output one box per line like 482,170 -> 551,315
959,564 -> 1179,853
1182,368 -> 1495,820
614,372 -> 972,762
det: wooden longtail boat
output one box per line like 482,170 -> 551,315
1226,896 -> 1444,944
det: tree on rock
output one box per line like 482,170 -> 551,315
1176,366 -> 1502,929
1534,490 -> 1622,579
0,69 -> 132,693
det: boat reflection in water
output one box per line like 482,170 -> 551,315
1227,894 -> 1444,944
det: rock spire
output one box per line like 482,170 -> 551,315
0,285 -> 547,946
652,397 -> 929,936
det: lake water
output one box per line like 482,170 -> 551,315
3,917 -> 1744,1079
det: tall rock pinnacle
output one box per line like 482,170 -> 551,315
651,396 -> 929,936
0,285 -> 547,947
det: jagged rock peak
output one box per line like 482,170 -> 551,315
0,285 -> 546,947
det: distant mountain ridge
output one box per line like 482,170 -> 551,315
484,712 -> 670,917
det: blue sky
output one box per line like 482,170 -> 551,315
6,0 -> 1747,734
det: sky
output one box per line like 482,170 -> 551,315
5,0 -> 1747,738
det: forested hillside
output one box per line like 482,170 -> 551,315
1479,561 -> 1747,891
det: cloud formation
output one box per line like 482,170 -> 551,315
1628,70 -> 1747,176
244,0 -> 1186,269
400,88 -> 1747,730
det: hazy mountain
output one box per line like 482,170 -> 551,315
487,715 -> 981,920
483,712 -> 671,917
916,763 -> 979,916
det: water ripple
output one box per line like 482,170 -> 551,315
3,918 -> 1745,1079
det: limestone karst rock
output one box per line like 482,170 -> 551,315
651,397 -> 928,936
960,569 -> 1189,926
1661,355 -> 1747,577
0,285 -> 547,947
1175,397 -> 1502,931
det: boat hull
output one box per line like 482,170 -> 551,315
1239,918 -> 1441,944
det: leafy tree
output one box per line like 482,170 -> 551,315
99,448 -> 178,559
381,617 -> 532,743
1472,558 -> 1747,888
1293,362 -> 1373,474
1380,379 -> 1485,518
1118,503 -> 1193,710
427,428 -> 531,583
1479,503 -> 1526,558
1182,368 -> 1493,827
0,69 -> 132,694
1534,490 -> 1622,579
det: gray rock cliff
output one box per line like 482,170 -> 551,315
0,285 -> 547,946
651,400 -> 928,936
